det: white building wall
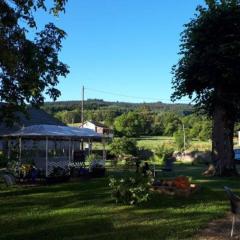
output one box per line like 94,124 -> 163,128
83,122 -> 96,131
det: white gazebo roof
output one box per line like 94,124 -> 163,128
3,124 -> 103,140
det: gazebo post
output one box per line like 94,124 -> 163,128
7,138 -> 10,159
19,137 -> 22,164
68,138 -> 71,163
88,138 -> 91,155
45,137 -> 48,177
81,138 -> 84,150
91,139 -> 93,154
72,140 -> 75,161
102,137 -> 106,161
3,125 -> 101,177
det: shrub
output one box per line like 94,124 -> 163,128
86,154 -> 97,164
109,172 -> 154,205
174,130 -> 191,151
109,137 -> 138,159
86,154 -> 105,170
154,145 -> 174,164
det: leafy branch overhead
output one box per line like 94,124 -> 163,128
0,0 -> 69,123
172,0 -> 240,116
171,0 -> 240,175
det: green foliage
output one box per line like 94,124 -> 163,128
154,145 -> 174,164
114,112 -> 145,137
199,121 -> 212,141
45,101 -> 212,141
85,154 -> 97,164
43,99 -> 192,115
183,114 -> 212,141
55,110 -> 81,124
171,0 -> 240,173
0,0 -> 69,124
234,122 -> 240,135
86,154 -> 104,168
136,105 -> 154,135
172,0 -> 240,116
174,130 -> 191,151
43,99 -> 196,136
109,137 -> 138,159
152,115 -> 164,135
109,172 -> 154,205
161,112 -> 181,136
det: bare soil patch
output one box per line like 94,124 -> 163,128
196,214 -> 240,240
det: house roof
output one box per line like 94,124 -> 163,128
4,124 -> 102,140
0,107 -> 65,136
85,120 -> 108,128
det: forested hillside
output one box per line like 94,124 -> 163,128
41,99 -> 213,141
43,99 -> 192,114
42,99 -> 193,128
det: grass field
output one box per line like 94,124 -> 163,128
0,164 -> 239,240
137,136 -> 211,151
91,136 -> 212,152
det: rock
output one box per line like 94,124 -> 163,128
173,150 -> 211,164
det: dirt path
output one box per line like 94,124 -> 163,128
196,214 -> 240,240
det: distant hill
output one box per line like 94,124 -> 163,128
42,99 -> 193,115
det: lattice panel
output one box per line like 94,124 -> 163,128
47,157 -> 71,176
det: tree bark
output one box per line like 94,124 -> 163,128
211,106 -> 238,176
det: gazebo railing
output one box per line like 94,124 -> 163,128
47,157 -> 70,176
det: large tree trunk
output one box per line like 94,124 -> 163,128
211,106 -> 238,176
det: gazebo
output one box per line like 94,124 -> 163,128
2,124 -> 106,177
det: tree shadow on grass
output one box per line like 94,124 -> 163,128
0,210 -> 214,240
0,191 -> 231,240
1,166 -> 239,240
0,189 -> 112,217
1,189 -> 211,240
1,216 -> 115,240
0,178 -> 108,197
0,179 -> 112,218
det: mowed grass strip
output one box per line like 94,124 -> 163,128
137,136 -> 212,152
0,165 -> 239,240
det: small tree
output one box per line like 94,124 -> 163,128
174,130 -> 191,152
154,145 -> 174,164
109,137 -> 138,159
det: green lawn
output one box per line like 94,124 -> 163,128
137,136 -> 211,151
92,136 -> 212,152
0,164 -> 239,240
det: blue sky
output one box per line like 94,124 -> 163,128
35,0 -> 205,103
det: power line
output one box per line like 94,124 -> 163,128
85,87 -> 191,104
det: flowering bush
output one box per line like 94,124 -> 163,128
109,171 -> 154,205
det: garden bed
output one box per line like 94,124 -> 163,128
151,176 -> 199,197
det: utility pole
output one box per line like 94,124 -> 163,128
81,86 -> 84,127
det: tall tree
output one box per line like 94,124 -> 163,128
0,0 -> 69,124
172,0 -> 240,176
114,112 -> 144,137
